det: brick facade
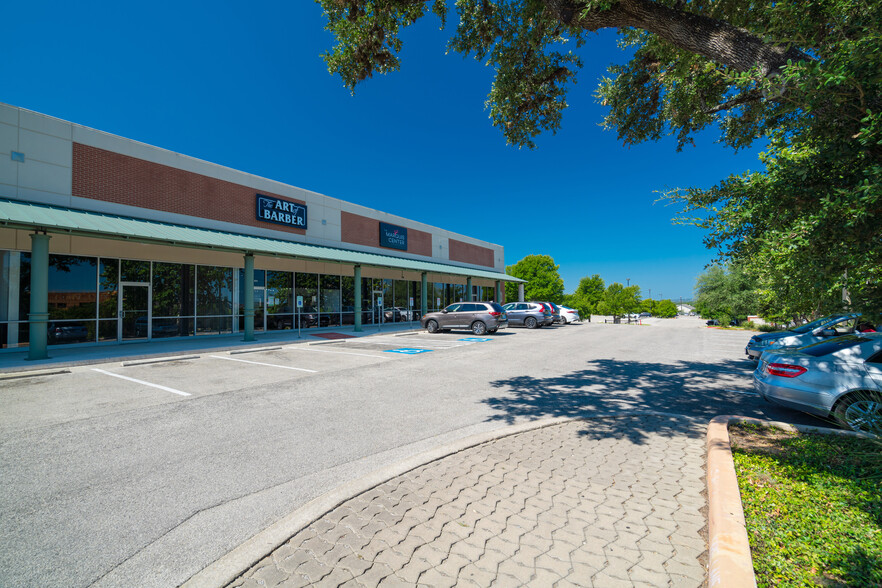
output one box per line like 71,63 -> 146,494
72,143 -> 306,235
449,239 -> 495,268
341,211 -> 432,257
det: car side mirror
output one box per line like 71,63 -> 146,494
441,309 -> 448,314
819,328 -> 836,337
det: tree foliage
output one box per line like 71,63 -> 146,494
317,0 -> 882,316
597,282 -> 641,321
694,264 -> 758,323
652,298 -> 678,318
563,273 -> 604,319
504,254 -> 564,302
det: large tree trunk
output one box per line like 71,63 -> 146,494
548,0 -> 809,76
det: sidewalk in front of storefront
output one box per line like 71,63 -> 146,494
0,322 -> 422,374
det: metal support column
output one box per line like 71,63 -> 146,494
354,265 -> 363,332
466,277 -> 473,301
27,232 -> 50,360
518,283 -> 525,302
243,253 -> 255,342
495,280 -> 501,303
420,272 -> 427,318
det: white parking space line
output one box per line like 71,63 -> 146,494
287,347 -> 389,358
91,369 -> 191,396
208,355 -> 317,372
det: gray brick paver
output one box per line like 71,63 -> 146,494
352,562 -> 396,587
276,548 -> 316,574
229,418 -> 707,588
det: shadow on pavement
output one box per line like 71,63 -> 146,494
483,357 -> 828,444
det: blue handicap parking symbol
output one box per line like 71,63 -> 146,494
384,348 -> 432,354
458,337 -> 493,342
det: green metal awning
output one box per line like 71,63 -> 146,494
0,199 -> 525,282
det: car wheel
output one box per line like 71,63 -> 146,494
560,316 -> 568,324
525,317 -> 538,329
426,320 -> 440,334
834,391 -> 882,434
471,321 -> 487,335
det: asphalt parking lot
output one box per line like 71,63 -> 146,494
0,317 -> 827,588
0,329 -> 516,433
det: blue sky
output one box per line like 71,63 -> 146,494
3,1 -> 762,301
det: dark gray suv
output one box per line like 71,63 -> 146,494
421,302 -> 508,335
502,302 -> 553,328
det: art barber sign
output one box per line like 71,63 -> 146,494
256,194 -> 307,229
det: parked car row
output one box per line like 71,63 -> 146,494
419,301 -> 580,336
748,314 -> 882,434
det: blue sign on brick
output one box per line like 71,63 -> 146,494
459,338 -> 493,342
256,194 -> 308,230
384,348 -> 432,354
379,222 -> 407,251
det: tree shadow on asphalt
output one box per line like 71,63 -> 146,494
482,357 -> 825,445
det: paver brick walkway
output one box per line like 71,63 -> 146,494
228,415 -> 708,587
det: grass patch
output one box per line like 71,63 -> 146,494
729,423 -> 882,587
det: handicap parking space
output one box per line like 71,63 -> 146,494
332,331 -> 504,352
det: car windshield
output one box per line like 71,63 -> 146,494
799,335 -> 872,357
790,315 -> 845,334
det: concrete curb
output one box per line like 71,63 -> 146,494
182,410 -> 696,588
121,355 -> 201,366
706,416 -> 871,588
0,367 -> 70,380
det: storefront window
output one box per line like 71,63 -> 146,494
196,316 -> 232,336
120,259 -> 150,282
341,276 -> 355,325
295,272 -> 318,327
320,274 -> 341,327
154,263 -> 195,318
99,259 -> 119,319
1,251 -> 25,348
394,280 -> 408,311
411,280 -> 421,317
98,319 -> 118,342
47,255 -> 97,321
361,277 -> 374,324
196,266 -> 233,317
266,271 -> 293,330
455,283 -> 466,303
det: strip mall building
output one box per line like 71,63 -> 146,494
0,103 -> 523,359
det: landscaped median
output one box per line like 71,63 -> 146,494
707,416 -> 881,588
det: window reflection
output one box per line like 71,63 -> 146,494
197,267 -> 233,316
266,271 -> 293,330
154,263 -> 195,318
120,259 -> 150,282
48,255 -> 97,321
99,259 -> 119,319
321,274 -> 341,326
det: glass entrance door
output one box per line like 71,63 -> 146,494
120,283 -> 150,340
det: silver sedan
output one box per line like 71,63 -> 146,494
753,333 -> 882,433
